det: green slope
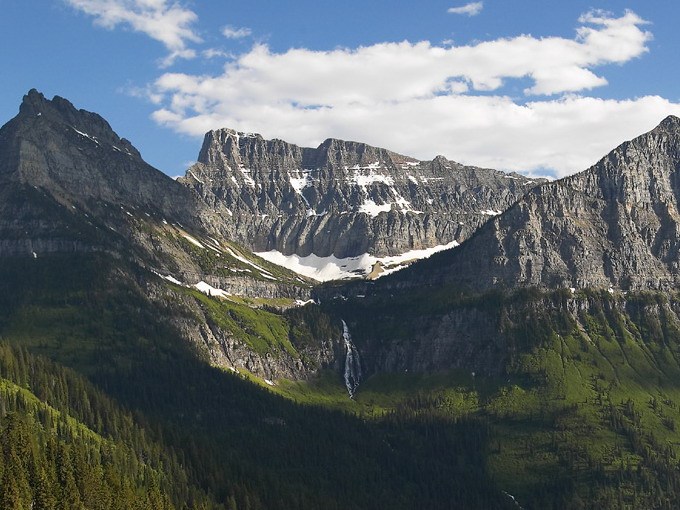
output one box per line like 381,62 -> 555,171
0,253 -> 515,510
317,288 -> 680,509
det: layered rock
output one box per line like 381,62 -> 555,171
388,116 -> 680,292
181,129 -> 542,258
0,90 -> 330,382
0,90 -> 206,228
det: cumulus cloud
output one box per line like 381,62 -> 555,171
149,10 -> 668,177
65,0 -> 200,65
448,2 -> 483,17
222,25 -> 252,39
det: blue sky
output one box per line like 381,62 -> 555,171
2,1 -> 680,178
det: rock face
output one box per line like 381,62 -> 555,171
0,90 -> 206,230
389,116 -> 680,292
0,90 -> 305,291
182,128 -> 542,258
0,90 -> 333,382
0,89 -> 218,262
147,281 -> 343,381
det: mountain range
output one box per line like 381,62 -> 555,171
182,126 -> 542,279
3,89 -> 680,508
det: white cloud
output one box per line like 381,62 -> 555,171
202,48 -> 233,59
222,25 -> 252,39
65,0 -> 200,64
448,2 -> 483,16
149,10 -> 669,177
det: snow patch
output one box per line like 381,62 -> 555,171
224,246 -> 275,277
181,233 -> 205,248
289,170 -> 316,215
352,171 -> 394,186
480,209 -> 502,216
359,199 -> 392,217
71,127 -> 99,145
194,281 -> 230,299
239,167 -> 255,187
152,271 -> 185,286
255,239 -> 460,282
295,299 -> 316,307
187,169 -> 204,184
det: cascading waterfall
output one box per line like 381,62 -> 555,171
341,320 -> 362,398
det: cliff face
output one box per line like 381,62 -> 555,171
336,288 -> 680,382
0,90 -> 337,382
383,116 -> 680,292
181,128 -> 542,258
0,90 -> 310,289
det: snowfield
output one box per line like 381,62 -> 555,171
255,240 -> 460,282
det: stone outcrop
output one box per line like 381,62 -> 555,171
0,90 -> 207,229
181,128 -> 542,258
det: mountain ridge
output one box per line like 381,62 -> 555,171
375,114 -> 680,293
182,126 -> 542,261
5,89 -> 680,508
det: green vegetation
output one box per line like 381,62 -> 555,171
318,287 -> 680,508
0,343 -> 212,509
8,249 -> 680,508
0,255 -> 514,509
181,287 -> 297,356
174,234 -> 309,286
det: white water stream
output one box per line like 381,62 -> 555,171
341,320 -> 362,398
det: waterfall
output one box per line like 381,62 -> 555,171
341,320 -> 362,398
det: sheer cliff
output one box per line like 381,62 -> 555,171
181,128 -> 542,259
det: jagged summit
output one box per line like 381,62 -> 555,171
16,89 -> 140,158
0,89 -> 216,260
184,126 -> 542,259
0,89 -> 200,221
653,114 -> 680,132
388,115 -> 680,292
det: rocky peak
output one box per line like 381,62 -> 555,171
0,89 -> 205,233
17,89 -> 140,158
313,138 -> 401,169
389,115 -> 680,292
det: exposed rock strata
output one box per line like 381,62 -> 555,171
384,116 -> 680,292
182,128 -> 541,258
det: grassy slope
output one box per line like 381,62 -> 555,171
0,254 -> 514,510
268,289 -> 680,508
7,248 -> 680,507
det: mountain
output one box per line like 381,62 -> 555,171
0,90 -> 343,383
7,89 -> 680,508
379,115 -> 680,293
0,90 -> 520,510
312,116 -> 680,507
181,128 -> 542,266
0,89 -> 207,257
